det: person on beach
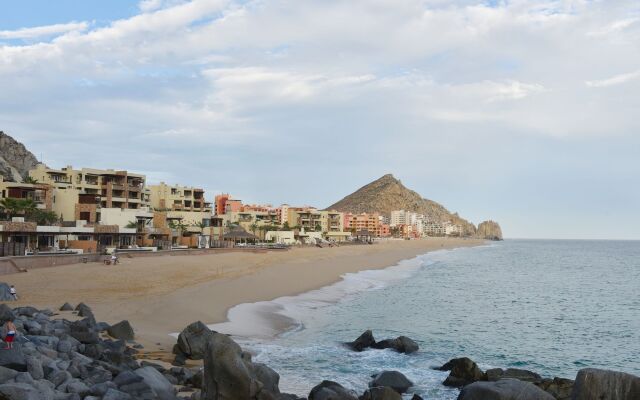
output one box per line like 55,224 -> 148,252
9,285 -> 17,300
3,319 -> 16,349
111,253 -> 119,265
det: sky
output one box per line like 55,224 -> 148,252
1,0 -> 639,240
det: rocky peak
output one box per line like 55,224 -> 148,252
476,220 -> 503,241
0,131 -> 41,182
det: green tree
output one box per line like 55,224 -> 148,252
249,223 -> 258,235
26,209 -> 59,225
282,222 -> 291,231
23,176 -> 38,184
125,220 -> 138,229
0,198 -> 20,218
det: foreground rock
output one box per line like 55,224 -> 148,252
369,371 -> 413,394
173,321 -> 215,364
309,380 -> 358,400
571,368 -> 640,400
438,357 -> 486,387
534,377 -> 574,400
201,330 -> 286,400
458,378 -> 555,400
361,386 -> 402,400
107,320 -> 135,341
486,368 -> 542,383
346,331 -> 419,354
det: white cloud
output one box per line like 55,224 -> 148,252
0,22 -> 88,40
586,70 -> 640,88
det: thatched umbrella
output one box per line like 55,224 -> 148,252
223,227 -> 258,244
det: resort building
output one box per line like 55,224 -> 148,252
148,182 -> 211,212
343,212 -> 390,237
214,194 -> 243,215
0,177 -> 52,211
29,164 -> 148,222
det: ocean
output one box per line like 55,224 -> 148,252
215,240 -> 640,399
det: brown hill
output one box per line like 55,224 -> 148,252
326,174 -> 477,236
0,131 -> 40,182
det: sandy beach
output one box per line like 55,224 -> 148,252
5,238 -> 483,353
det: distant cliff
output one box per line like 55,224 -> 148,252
326,174 -> 477,236
476,220 -> 503,241
0,131 -> 40,182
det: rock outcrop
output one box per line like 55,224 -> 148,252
571,368 -> 640,400
369,371 -> 413,393
0,131 -> 40,182
475,220 -> 503,240
346,331 -> 419,354
437,357 -> 486,387
173,321 -> 215,363
457,378 -> 555,400
309,380 -> 358,400
325,174 -> 478,236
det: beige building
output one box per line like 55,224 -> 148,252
148,182 -> 211,213
29,164 -> 147,222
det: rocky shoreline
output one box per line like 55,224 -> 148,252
0,303 -> 637,400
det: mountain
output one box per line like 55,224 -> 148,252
326,174 -> 502,238
476,220 -> 503,241
0,131 -> 41,182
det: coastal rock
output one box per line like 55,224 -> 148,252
369,371 -> 413,393
0,304 -> 16,322
571,368 -> 640,400
0,366 -> 19,383
361,386 -> 402,400
534,377 -> 573,400
475,220 -> 503,241
201,332 -> 278,400
134,366 -> 176,400
347,330 -> 376,352
410,396 -> 424,400
0,348 -> 27,371
372,336 -> 419,354
308,380 -> 358,400
457,379 -> 555,400
0,382 -> 47,400
486,368 -> 542,383
59,303 -> 74,311
107,321 -> 134,341
438,357 -> 485,387
175,321 -> 215,360
253,363 -> 280,395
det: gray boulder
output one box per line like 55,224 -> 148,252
103,388 -> 133,400
534,377 -> 574,400
308,380 -> 358,400
438,357 -> 486,387
0,365 -> 18,383
347,330 -> 376,352
27,356 -> 45,380
175,321 -> 215,360
369,371 -> 413,393
457,379 -> 555,400
0,283 -> 16,302
254,363 -> 280,395
0,348 -> 27,371
373,336 -> 419,354
134,366 -> 176,400
107,321 -> 135,341
361,387 -> 402,400
59,303 -> 74,311
202,332 -> 279,400
0,304 -> 16,322
0,382 -> 46,399
486,368 -> 542,383
571,368 -> 640,400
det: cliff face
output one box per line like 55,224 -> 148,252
476,220 -> 503,241
326,174 -> 477,236
0,131 -> 40,182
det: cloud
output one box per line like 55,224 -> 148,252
0,22 -> 88,40
586,70 -> 640,88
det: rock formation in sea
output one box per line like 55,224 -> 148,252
0,131 -> 41,182
475,220 -> 503,241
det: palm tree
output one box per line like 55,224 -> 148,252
18,198 -> 37,215
0,198 -> 20,218
23,176 -> 38,184
249,223 -> 258,236
195,221 -> 207,232
125,221 -> 138,229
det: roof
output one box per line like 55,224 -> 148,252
222,228 -> 258,240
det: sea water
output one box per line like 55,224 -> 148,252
219,240 -> 640,399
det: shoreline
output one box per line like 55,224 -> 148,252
4,237 -> 484,353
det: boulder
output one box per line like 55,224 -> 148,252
26,356 -> 45,380
59,303 -> 74,311
0,366 -> 18,384
103,388 -> 134,400
372,336 -> 419,354
308,380 -> 358,400
201,332 -> 278,400
175,321 -> 215,360
410,395 -> 424,400
347,330 -> 376,352
253,363 -> 280,395
534,377 -> 573,400
0,382 -> 46,400
0,304 -> 16,322
438,357 -> 486,387
0,283 -> 16,302
107,321 -> 135,341
486,368 -> 542,383
571,368 -> 640,400
134,366 -> 176,400
457,379 -> 555,400
13,307 -> 39,318
0,348 -> 27,371
369,371 -> 413,393
361,386 -> 402,400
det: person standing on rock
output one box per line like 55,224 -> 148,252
9,285 -> 17,300
3,319 -> 16,349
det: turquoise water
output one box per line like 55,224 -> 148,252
237,240 -> 640,399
